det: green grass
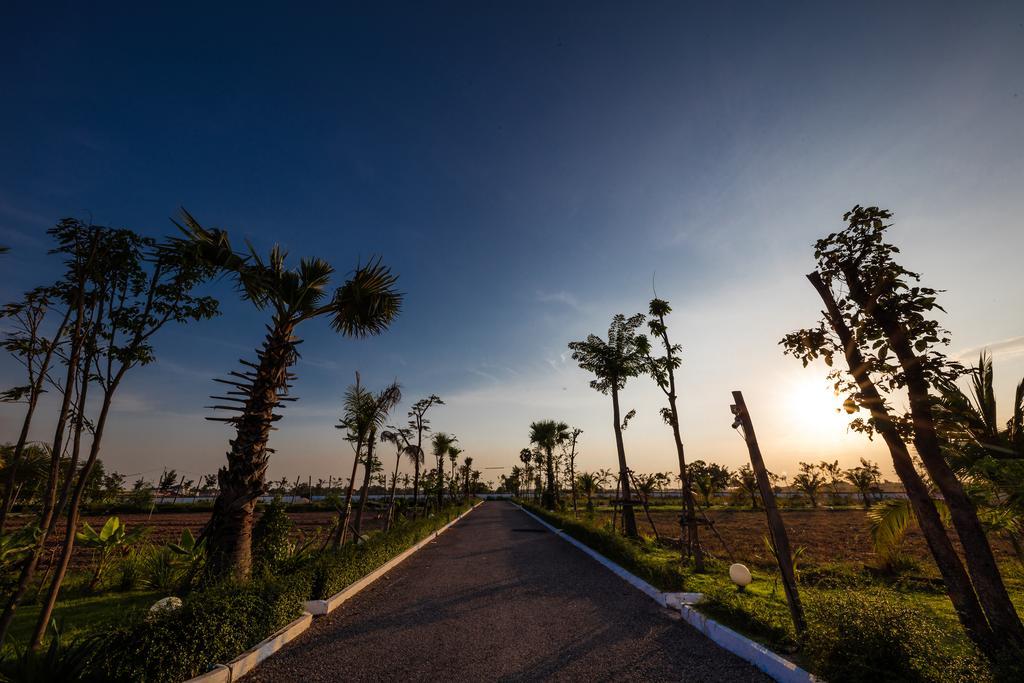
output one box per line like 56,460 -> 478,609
3,590 -> 160,653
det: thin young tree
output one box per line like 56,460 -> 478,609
781,205 -> 1022,659
0,220 -> 109,647
529,420 -> 569,510
430,432 -> 456,510
568,313 -> 649,537
0,285 -> 73,533
380,427 -> 413,530
352,381 -> 401,537
844,458 -> 881,508
407,395 -> 443,517
561,428 -> 582,516
446,445 -> 463,503
518,448 -> 533,499
28,228 -> 217,647
645,297 -> 704,570
334,375 -> 373,546
176,211 -> 401,579
792,462 -> 825,508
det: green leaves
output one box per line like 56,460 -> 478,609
568,312 -> 649,394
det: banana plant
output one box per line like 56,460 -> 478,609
167,528 -> 204,565
76,517 -> 148,591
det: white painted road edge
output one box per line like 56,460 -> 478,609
514,504 -> 822,683
184,502 -> 482,682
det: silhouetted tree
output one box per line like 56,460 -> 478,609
175,211 -> 400,580
568,313 -> 649,537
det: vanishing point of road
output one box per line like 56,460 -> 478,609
247,501 -> 771,682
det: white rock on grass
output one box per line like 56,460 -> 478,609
148,596 -> 183,620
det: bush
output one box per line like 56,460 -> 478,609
92,569 -> 313,682
252,499 -> 294,575
803,591 -> 990,683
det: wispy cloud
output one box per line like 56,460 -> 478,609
536,289 -> 581,309
956,336 -> 1024,362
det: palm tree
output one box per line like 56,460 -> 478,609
518,448 -> 533,498
354,382 -> 401,536
576,472 -> 599,514
845,458 -> 882,508
446,445 -> 464,503
381,427 -> 413,530
568,313 -> 649,537
529,420 -> 569,510
176,212 -> 401,579
407,395 -> 443,517
431,432 -> 456,510
793,462 -> 825,508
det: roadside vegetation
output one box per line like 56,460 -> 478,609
0,215 -> 485,680
507,206 -> 1024,682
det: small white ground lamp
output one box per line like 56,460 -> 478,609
729,563 -> 753,592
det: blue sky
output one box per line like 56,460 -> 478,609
2,2 -> 1023,486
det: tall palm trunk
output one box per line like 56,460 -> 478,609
543,448 -> 556,510
385,458 -> 401,532
840,265 -> 1024,654
205,320 -> 295,580
611,385 -> 638,537
809,272 -> 998,657
354,436 -> 375,536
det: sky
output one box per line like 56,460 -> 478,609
1,1 -> 1023,488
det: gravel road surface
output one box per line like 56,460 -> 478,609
246,501 -> 771,682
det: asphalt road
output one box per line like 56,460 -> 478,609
246,501 -> 771,682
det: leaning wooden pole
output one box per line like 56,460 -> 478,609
731,390 -> 807,639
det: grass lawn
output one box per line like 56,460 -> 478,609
2,590 -> 160,652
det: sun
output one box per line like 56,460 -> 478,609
785,375 -> 853,439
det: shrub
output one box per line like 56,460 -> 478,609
252,498 -> 294,575
803,591 -> 990,683
92,570 -> 313,682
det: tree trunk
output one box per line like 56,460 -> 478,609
334,444 -> 362,548
385,453 -> 401,532
30,384 -> 116,648
840,264 -> 1024,654
732,390 -> 807,638
808,271 -> 999,656
204,321 -> 295,581
611,385 -> 638,537
0,286 -> 89,646
354,436 -> 375,536
543,447 -> 556,510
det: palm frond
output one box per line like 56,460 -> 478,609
867,498 -> 914,560
327,258 -> 402,337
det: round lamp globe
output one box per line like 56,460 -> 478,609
729,563 -> 752,588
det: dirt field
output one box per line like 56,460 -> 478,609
591,506 -> 1019,570
14,506 -> 389,572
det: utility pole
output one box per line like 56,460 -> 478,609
731,390 -> 807,638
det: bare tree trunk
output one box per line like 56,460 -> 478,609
808,271 -> 998,656
385,453 -> 401,532
732,391 -> 807,638
611,385 -> 638,537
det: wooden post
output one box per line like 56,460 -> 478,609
731,390 -> 807,638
